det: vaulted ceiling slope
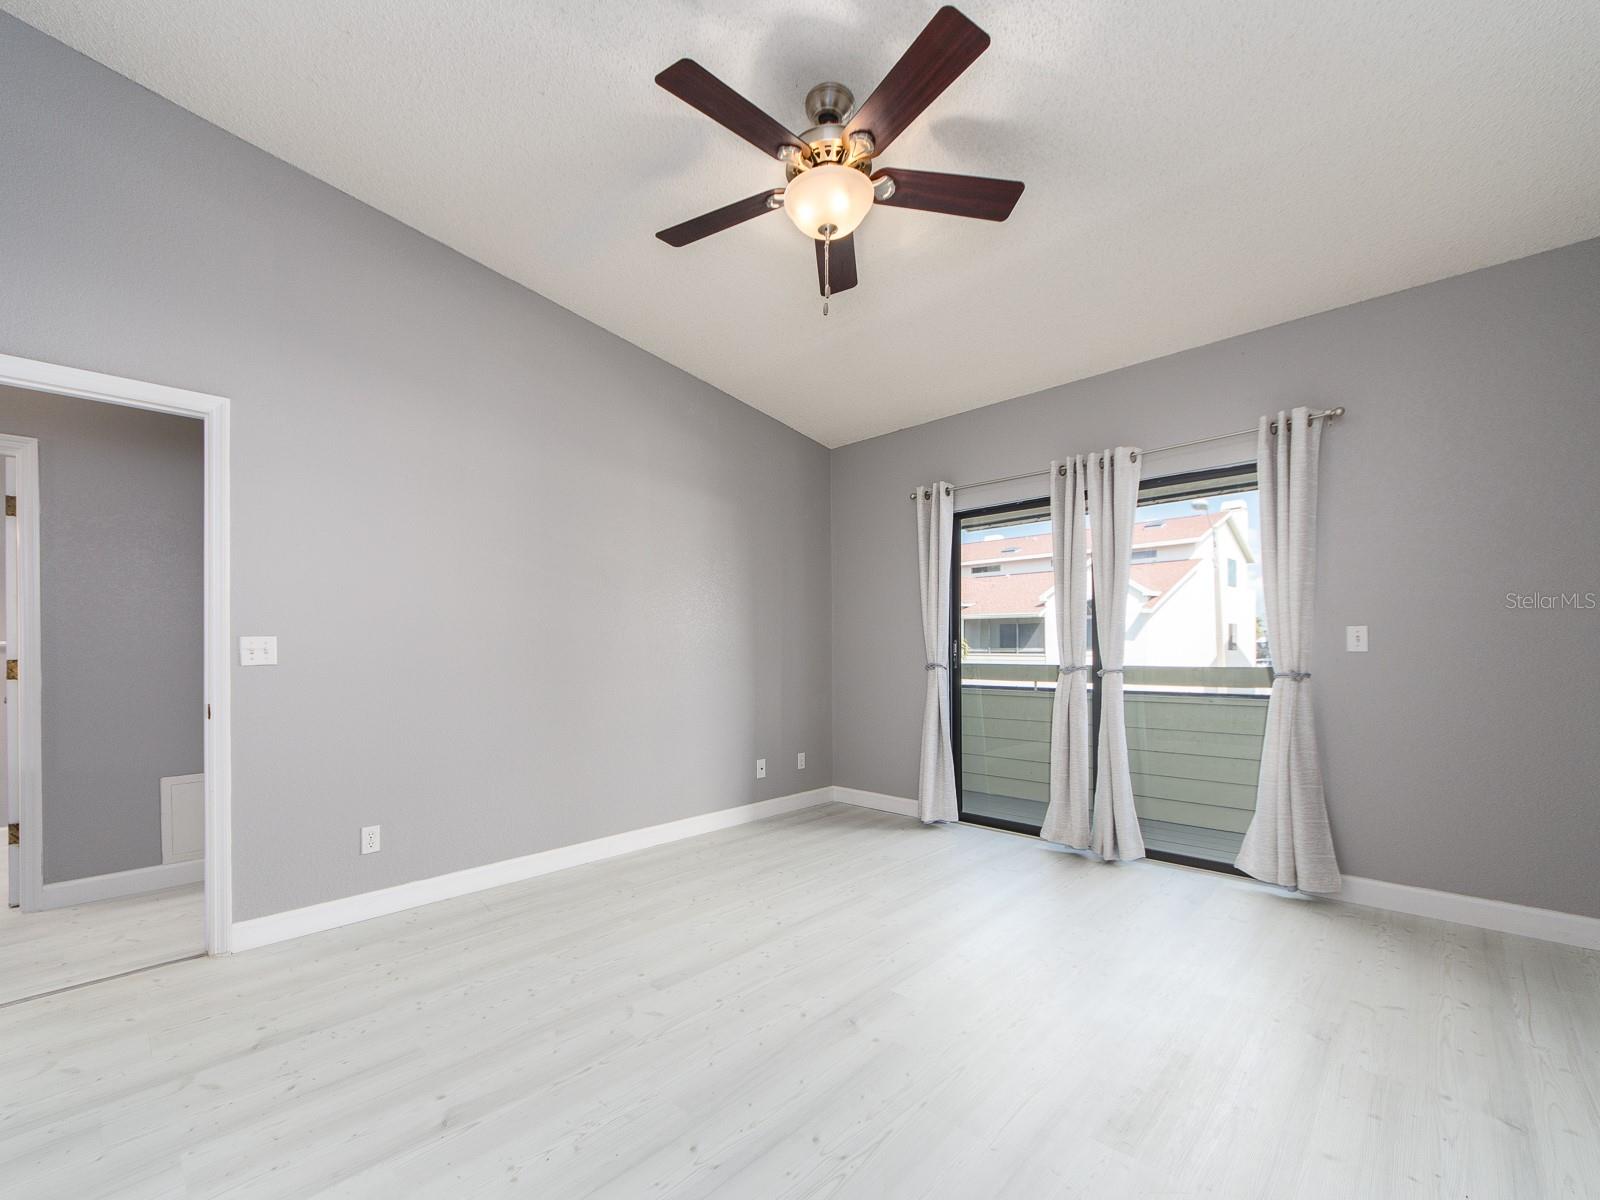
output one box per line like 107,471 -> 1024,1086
6,1 -> 1598,447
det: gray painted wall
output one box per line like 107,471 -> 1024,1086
0,15 -> 833,921
0,386 -> 203,883
832,238 -> 1600,919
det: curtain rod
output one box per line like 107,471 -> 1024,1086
911,406 -> 1345,498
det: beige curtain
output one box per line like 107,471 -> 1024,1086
914,483 -> 959,823
1039,458 -> 1093,848
1087,448 -> 1145,860
1236,408 -> 1341,892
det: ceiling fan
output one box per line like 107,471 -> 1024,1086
654,6 -> 1024,314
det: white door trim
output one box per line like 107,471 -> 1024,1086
0,433 -> 41,916
0,353 -> 233,954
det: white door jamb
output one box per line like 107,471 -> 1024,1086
0,353 -> 233,954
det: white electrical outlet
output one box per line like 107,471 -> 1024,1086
361,825 -> 381,855
239,635 -> 278,666
797,751 -> 806,770
1346,625 -> 1369,652
755,758 -> 766,780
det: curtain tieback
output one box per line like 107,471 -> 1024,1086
1096,667 -> 1124,677
925,662 -> 947,672
1057,664 -> 1090,675
1272,670 -> 1311,681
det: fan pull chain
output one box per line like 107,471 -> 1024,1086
822,225 -> 832,317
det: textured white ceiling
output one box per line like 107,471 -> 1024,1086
6,1 -> 1599,446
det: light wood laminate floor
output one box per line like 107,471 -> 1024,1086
0,853 -> 203,1006
2,803 -> 1596,1198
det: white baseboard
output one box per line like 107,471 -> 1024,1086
39,858 -> 204,910
829,786 -> 1600,951
226,783 -> 1600,957
1339,875 -> 1600,952
831,786 -> 919,818
230,787 -> 836,953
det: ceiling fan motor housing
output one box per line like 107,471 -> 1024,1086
804,81 -> 854,125
788,82 -> 876,181
787,128 -> 864,174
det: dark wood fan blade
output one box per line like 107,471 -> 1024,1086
655,59 -> 809,160
656,189 -> 782,246
871,168 -> 1023,221
815,234 -> 859,296
844,7 -> 990,154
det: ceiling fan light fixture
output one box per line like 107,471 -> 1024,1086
782,164 -> 873,240
654,8 -> 1021,312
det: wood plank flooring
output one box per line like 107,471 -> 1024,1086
1,803 -> 1596,1198
0,853 -> 203,1006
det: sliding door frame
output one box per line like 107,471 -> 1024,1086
1122,461 -> 1257,875
950,495 -> 1053,837
950,466 -> 1259,876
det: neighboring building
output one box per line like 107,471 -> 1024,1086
959,532 -> 1052,655
1120,504 -> 1258,667
959,503 -> 1258,666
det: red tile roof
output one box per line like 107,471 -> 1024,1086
1129,559 -> 1201,610
962,559 -> 1202,617
1132,511 -> 1231,545
960,571 -> 1053,616
961,512 -> 1241,616
961,512 -> 1232,563
961,532 -> 1050,563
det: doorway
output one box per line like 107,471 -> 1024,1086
0,353 -> 232,1004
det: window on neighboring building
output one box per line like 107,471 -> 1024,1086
962,617 -> 1045,654
970,563 -> 1000,574
1132,548 -> 1158,561
1227,558 -> 1238,586
1227,623 -> 1239,651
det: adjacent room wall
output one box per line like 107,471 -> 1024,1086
0,14 -> 833,921
0,386 -> 203,884
832,237 -> 1600,919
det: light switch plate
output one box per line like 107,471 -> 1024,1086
1346,625 -> 1369,652
797,751 -> 806,770
239,635 -> 278,666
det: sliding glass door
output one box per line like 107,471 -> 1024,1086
952,500 -> 1064,833
1121,466 -> 1271,865
952,466 -> 1271,870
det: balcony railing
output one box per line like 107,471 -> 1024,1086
958,661 -> 1271,861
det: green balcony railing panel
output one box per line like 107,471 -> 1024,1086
959,677 -> 1271,857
